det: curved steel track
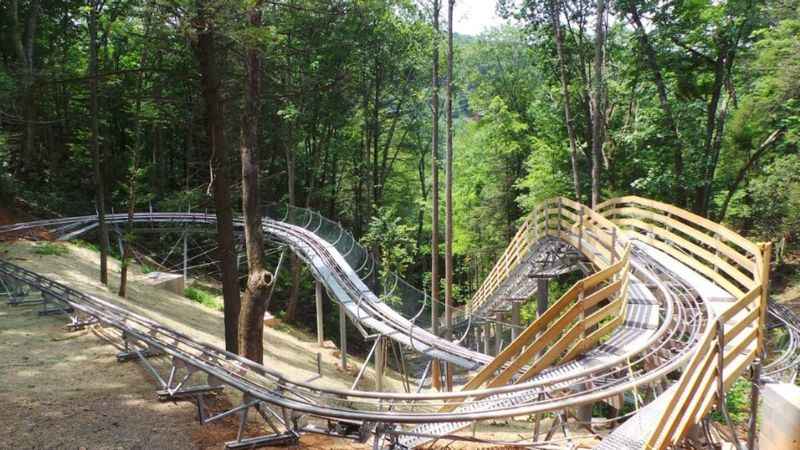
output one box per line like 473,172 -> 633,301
1,205 -> 797,448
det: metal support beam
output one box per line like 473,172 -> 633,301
483,324 -> 491,355
536,278 -> 549,316
495,311 -> 504,355
183,232 -> 188,282
375,336 -> 385,392
339,303 -> 347,370
316,281 -> 324,347
511,302 -> 520,341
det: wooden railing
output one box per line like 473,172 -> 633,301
469,197 -> 623,314
596,196 -> 771,449
449,198 -> 630,411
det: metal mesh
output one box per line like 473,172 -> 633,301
263,204 -> 478,333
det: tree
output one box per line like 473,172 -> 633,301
88,0 -> 111,286
194,3 -> 240,354
238,4 -> 272,364
443,0 -> 455,391
590,0 -> 606,207
430,0 -> 441,337
549,0 -> 581,202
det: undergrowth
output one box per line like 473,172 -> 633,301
184,286 -> 223,311
710,377 -> 751,424
33,242 -> 70,256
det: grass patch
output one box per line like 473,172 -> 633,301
140,263 -> 156,274
710,377 -> 750,424
73,240 -> 99,252
184,286 -> 223,311
33,242 -> 70,257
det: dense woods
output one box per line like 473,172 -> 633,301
1,0 -> 798,348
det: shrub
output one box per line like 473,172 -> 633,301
184,286 -> 223,311
33,242 -> 70,257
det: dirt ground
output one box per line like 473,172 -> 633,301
0,241 -> 380,449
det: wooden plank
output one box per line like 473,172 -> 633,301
487,302 -> 585,387
627,231 -> 745,298
758,242 -> 772,352
582,278 -> 623,311
604,206 -> 756,272
583,296 -> 622,329
562,314 -> 623,362
516,321 -> 586,383
723,308 -> 759,344
718,286 -> 761,322
617,217 -> 755,288
650,340 -> 719,449
601,196 -> 761,256
646,325 -> 718,448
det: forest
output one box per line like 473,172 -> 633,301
1,0 -> 798,350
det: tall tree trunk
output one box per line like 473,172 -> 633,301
89,1 -> 110,286
550,0 -> 581,202
430,0 -> 441,338
195,10 -> 240,354
119,20 -> 152,298
238,6 -> 271,364
627,6 -> 685,207
284,138 -> 302,322
444,0 -> 455,339
444,0 -> 456,391
590,0 -> 606,208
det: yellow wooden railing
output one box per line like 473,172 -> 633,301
464,196 -> 770,448
447,198 -> 630,412
596,196 -> 771,449
469,197 -> 623,314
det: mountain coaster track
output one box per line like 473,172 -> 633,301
1,196 -> 797,449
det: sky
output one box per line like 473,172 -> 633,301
451,0 -> 507,35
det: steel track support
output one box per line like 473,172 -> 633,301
316,280 -> 324,346
481,323 -> 490,355
495,311 -> 503,355
510,301 -> 520,341
183,232 -> 188,282
339,302 -> 348,370
195,393 -> 299,449
38,291 -> 73,316
375,336 -> 385,392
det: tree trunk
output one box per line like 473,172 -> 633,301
238,7 -> 271,364
444,0 -> 455,339
89,1 -> 110,286
195,10 -> 240,354
550,0 -> 581,202
430,0 -> 441,337
590,0 -> 606,208
285,136 -> 302,322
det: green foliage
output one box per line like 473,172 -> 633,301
73,240 -> 99,252
742,155 -> 800,238
33,242 -> 70,257
710,377 -> 751,424
184,286 -> 223,311
362,207 -> 417,276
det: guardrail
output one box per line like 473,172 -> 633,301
596,196 -> 771,449
469,197 -> 623,314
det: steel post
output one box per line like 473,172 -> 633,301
339,303 -> 347,370
316,281 -> 324,346
511,301 -> 520,341
375,336 -> 385,392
